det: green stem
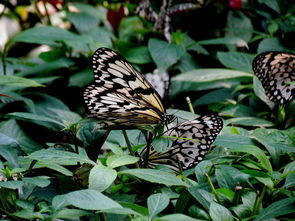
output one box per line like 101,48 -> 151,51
232,185 -> 242,205
186,96 -> 195,114
41,0 -> 52,25
253,185 -> 267,215
205,173 -> 220,203
123,130 -> 139,168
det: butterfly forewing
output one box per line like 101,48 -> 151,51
83,48 -> 168,127
139,115 -> 223,171
252,51 -> 295,104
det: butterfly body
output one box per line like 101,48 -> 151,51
252,51 -> 295,104
139,115 -> 223,171
83,48 -> 171,127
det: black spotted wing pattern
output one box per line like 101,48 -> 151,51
83,48 -> 169,127
139,115 -> 223,171
252,51 -> 295,104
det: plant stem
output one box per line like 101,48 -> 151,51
205,173 -> 220,203
41,0 -> 52,25
253,185 -> 267,215
122,130 -> 139,168
186,96 -> 195,114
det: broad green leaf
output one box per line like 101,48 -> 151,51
220,104 -> 255,118
53,189 -> 122,210
54,209 -> 92,219
254,198 -> 295,221
68,68 -> 93,87
0,120 -> 40,154
101,207 -> 141,216
119,169 -> 189,187
11,26 -> 82,47
89,165 -> 117,192
28,149 -> 95,166
155,214 -> 202,221
13,210 -> 44,219
194,88 -> 233,106
253,76 -> 275,109
148,193 -> 169,219
229,145 -> 272,172
124,46 -> 152,64
0,144 -> 19,168
173,69 -> 252,82
225,117 -> 274,127
198,37 -> 247,47
0,181 -> 24,189
257,38 -> 289,53
119,16 -> 144,41
7,112 -> 65,127
106,155 -> 139,168
0,75 -> 43,88
86,27 -> 114,48
148,38 -> 185,70
226,11 -> 253,42
17,58 -> 74,77
188,187 -> 215,210
217,52 -> 255,72
66,12 -> 98,33
22,177 -> 50,188
214,134 -> 255,149
209,202 -> 233,221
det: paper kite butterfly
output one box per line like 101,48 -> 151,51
252,51 -> 295,104
139,115 -> 223,171
83,47 -> 173,127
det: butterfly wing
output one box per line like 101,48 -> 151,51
83,48 -> 167,127
145,70 -> 170,99
140,115 -> 223,171
252,51 -> 295,104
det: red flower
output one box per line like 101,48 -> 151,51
229,0 -> 242,10
107,5 -> 126,31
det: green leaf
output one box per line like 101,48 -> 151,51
53,189 -> 122,210
0,181 -> 24,189
228,145 -> 273,172
119,169 -> 189,187
214,134 -> 255,149
148,193 -> 170,219
148,38 -> 185,70
106,155 -> 139,169
254,198 -> 295,221
226,11 -> 253,42
28,149 -> 95,166
101,207 -> 141,216
118,16 -> 144,41
0,119 -> 40,154
13,210 -> 44,219
89,165 -> 117,192
257,38 -> 289,53
198,37 -> 247,47
66,12 -> 98,33
54,209 -> 92,219
22,177 -> 50,188
253,76 -> 275,109
68,68 -> 93,87
225,117 -> 274,127
217,52 -> 255,73
0,75 -> 43,88
7,112 -> 66,127
173,69 -> 252,82
124,46 -> 152,64
209,202 -> 233,221
155,214 -> 202,221
0,144 -> 19,167
11,26 -> 82,46
188,187 -> 215,210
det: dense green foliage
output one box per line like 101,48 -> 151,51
0,0 -> 294,220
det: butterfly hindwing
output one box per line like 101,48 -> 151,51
139,115 -> 223,171
83,48 -> 168,127
252,51 -> 295,104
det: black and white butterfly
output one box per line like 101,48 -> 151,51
139,115 -> 223,171
83,48 -> 173,127
252,51 -> 295,104
145,69 -> 170,99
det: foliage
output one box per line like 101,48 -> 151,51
0,0 -> 294,220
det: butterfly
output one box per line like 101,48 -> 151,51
83,48 -> 173,128
252,51 -> 295,104
139,115 -> 223,171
